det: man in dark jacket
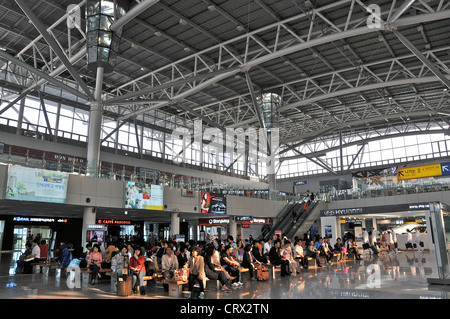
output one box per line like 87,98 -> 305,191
269,240 -> 290,277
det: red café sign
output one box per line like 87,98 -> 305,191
97,219 -> 132,225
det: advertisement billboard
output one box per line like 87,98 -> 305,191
200,191 -> 227,214
125,182 -> 164,210
5,165 -> 69,203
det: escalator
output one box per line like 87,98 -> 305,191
258,196 -> 301,242
286,200 -> 327,239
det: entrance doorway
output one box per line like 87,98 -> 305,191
13,226 -> 51,251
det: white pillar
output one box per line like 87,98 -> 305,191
229,217 -> 237,243
82,206 -> 97,248
86,66 -> 104,177
171,213 -> 180,237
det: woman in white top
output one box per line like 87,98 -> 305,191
406,229 -> 414,251
415,229 -> 424,252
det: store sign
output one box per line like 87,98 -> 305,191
97,219 -> 132,225
13,216 -> 68,223
181,189 -> 195,198
321,202 -> 430,217
236,216 -> 253,222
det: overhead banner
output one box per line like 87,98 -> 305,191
397,163 -> 443,180
5,165 -> 69,203
125,182 -> 164,210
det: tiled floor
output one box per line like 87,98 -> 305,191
0,250 -> 449,299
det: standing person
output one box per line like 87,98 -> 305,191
415,228 -> 424,253
129,247 -> 146,295
88,245 -> 103,285
362,228 -> 371,257
405,229 -> 414,252
388,227 -> 398,255
187,246 -> 205,299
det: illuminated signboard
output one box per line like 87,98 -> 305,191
97,219 -> 132,225
125,182 -> 164,210
6,165 -> 69,203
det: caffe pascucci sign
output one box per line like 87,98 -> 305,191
321,208 -> 364,217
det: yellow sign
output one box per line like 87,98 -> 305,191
397,163 -> 442,180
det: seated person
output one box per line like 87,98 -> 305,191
204,244 -> 232,292
221,245 -> 242,287
333,238 -> 345,261
242,245 -> 261,279
347,238 -> 361,260
129,247 -> 146,295
252,241 -> 268,264
269,240 -> 290,277
161,246 -> 179,280
111,246 -> 129,275
305,240 -> 322,268
294,239 -> 308,269
187,246 -> 205,299
318,238 -> 333,264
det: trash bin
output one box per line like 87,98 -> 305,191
117,276 -> 132,297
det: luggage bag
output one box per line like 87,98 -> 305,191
257,265 -> 269,281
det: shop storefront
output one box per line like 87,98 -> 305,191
0,215 -> 82,252
199,217 -> 273,242
320,203 -> 430,249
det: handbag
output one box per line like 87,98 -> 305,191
363,243 -> 370,250
174,268 -> 188,281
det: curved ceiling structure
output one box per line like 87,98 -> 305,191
0,0 -> 449,176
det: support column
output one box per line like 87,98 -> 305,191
82,206 -> 97,248
171,213 -> 180,237
229,216 -> 237,243
86,66 -> 104,177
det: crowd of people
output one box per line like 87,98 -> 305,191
16,222 -> 425,299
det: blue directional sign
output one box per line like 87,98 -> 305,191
293,181 -> 307,186
441,162 -> 450,176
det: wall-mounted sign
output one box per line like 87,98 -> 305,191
321,203 -> 430,217
125,182 -> 164,210
6,165 -> 69,203
96,219 -> 132,225
181,189 -> 195,198
199,218 -> 230,226
293,181 -> 307,186
13,216 -> 68,223
236,216 -> 253,222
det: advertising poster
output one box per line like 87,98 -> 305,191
201,191 -> 211,214
210,194 -> 227,214
125,182 -> 164,210
200,192 -> 227,214
5,165 -> 69,203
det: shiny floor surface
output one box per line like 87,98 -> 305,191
0,250 -> 449,299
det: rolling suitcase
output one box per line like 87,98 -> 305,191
257,265 -> 269,281
191,283 -> 201,299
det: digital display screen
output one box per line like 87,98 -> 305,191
125,182 -> 164,210
5,165 -> 68,203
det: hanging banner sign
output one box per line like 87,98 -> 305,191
397,163 -> 442,180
